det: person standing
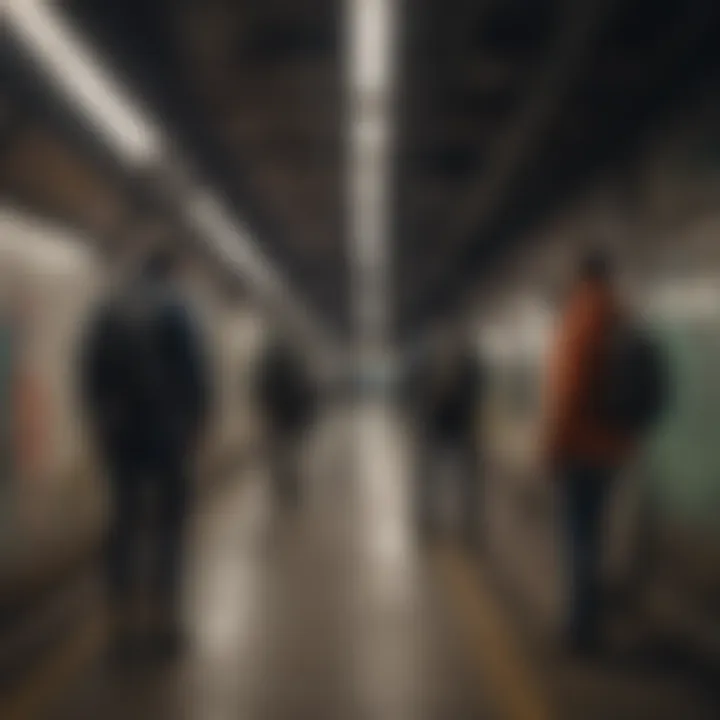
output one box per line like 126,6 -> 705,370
254,336 -> 316,508
80,240 -> 210,658
542,250 -> 659,655
413,335 -> 484,545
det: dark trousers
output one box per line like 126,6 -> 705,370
561,464 -> 614,648
106,455 -> 189,612
417,434 -> 481,539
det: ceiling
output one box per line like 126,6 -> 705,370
3,0 -> 720,340
59,0 -> 346,331
1,30 -> 128,234
397,0 -> 720,335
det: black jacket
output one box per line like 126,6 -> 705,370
80,282 -> 210,461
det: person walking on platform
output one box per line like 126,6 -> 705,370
412,334 -> 484,546
254,336 -> 317,508
80,239 -> 210,659
543,250 -> 665,656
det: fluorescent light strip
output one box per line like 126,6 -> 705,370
186,191 -> 279,294
5,0 -> 332,350
184,190 -> 328,347
348,0 -> 394,94
347,0 -> 397,353
6,0 -> 161,163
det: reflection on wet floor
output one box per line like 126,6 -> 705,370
2,406 -> 718,720
43,407 -> 489,720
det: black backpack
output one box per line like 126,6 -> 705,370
599,321 -> 668,434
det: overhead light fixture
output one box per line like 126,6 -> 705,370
5,0 -> 161,164
346,0 -> 398,357
4,1 -> 334,352
184,188 -> 331,349
186,190 -> 277,294
348,0 -> 394,95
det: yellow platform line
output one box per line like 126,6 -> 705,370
0,614 -> 105,720
435,545 -> 554,720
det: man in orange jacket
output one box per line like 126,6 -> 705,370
543,250 -> 635,654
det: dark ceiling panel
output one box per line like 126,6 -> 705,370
397,0 -> 720,340
14,0 -> 720,342
61,0 -> 348,336
471,0 -> 561,57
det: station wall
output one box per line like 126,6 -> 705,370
0,207 -> 265,573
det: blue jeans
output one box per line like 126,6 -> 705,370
561,464 -> 614,648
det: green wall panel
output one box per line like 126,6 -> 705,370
646,317 -> 720,534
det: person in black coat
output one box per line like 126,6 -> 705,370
80,244 -> 210,656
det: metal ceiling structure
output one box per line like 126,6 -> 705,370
54,0 -> 346,334
3,0 -> 720,341
398,0 -> 720,336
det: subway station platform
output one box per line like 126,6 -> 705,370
4,2 -> 720,718
1,405 -> 717,720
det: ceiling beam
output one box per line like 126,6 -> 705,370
408,1 -> 720,340
410,0 -> 612,303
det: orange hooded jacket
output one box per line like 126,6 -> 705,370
543,279 -> 634,468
